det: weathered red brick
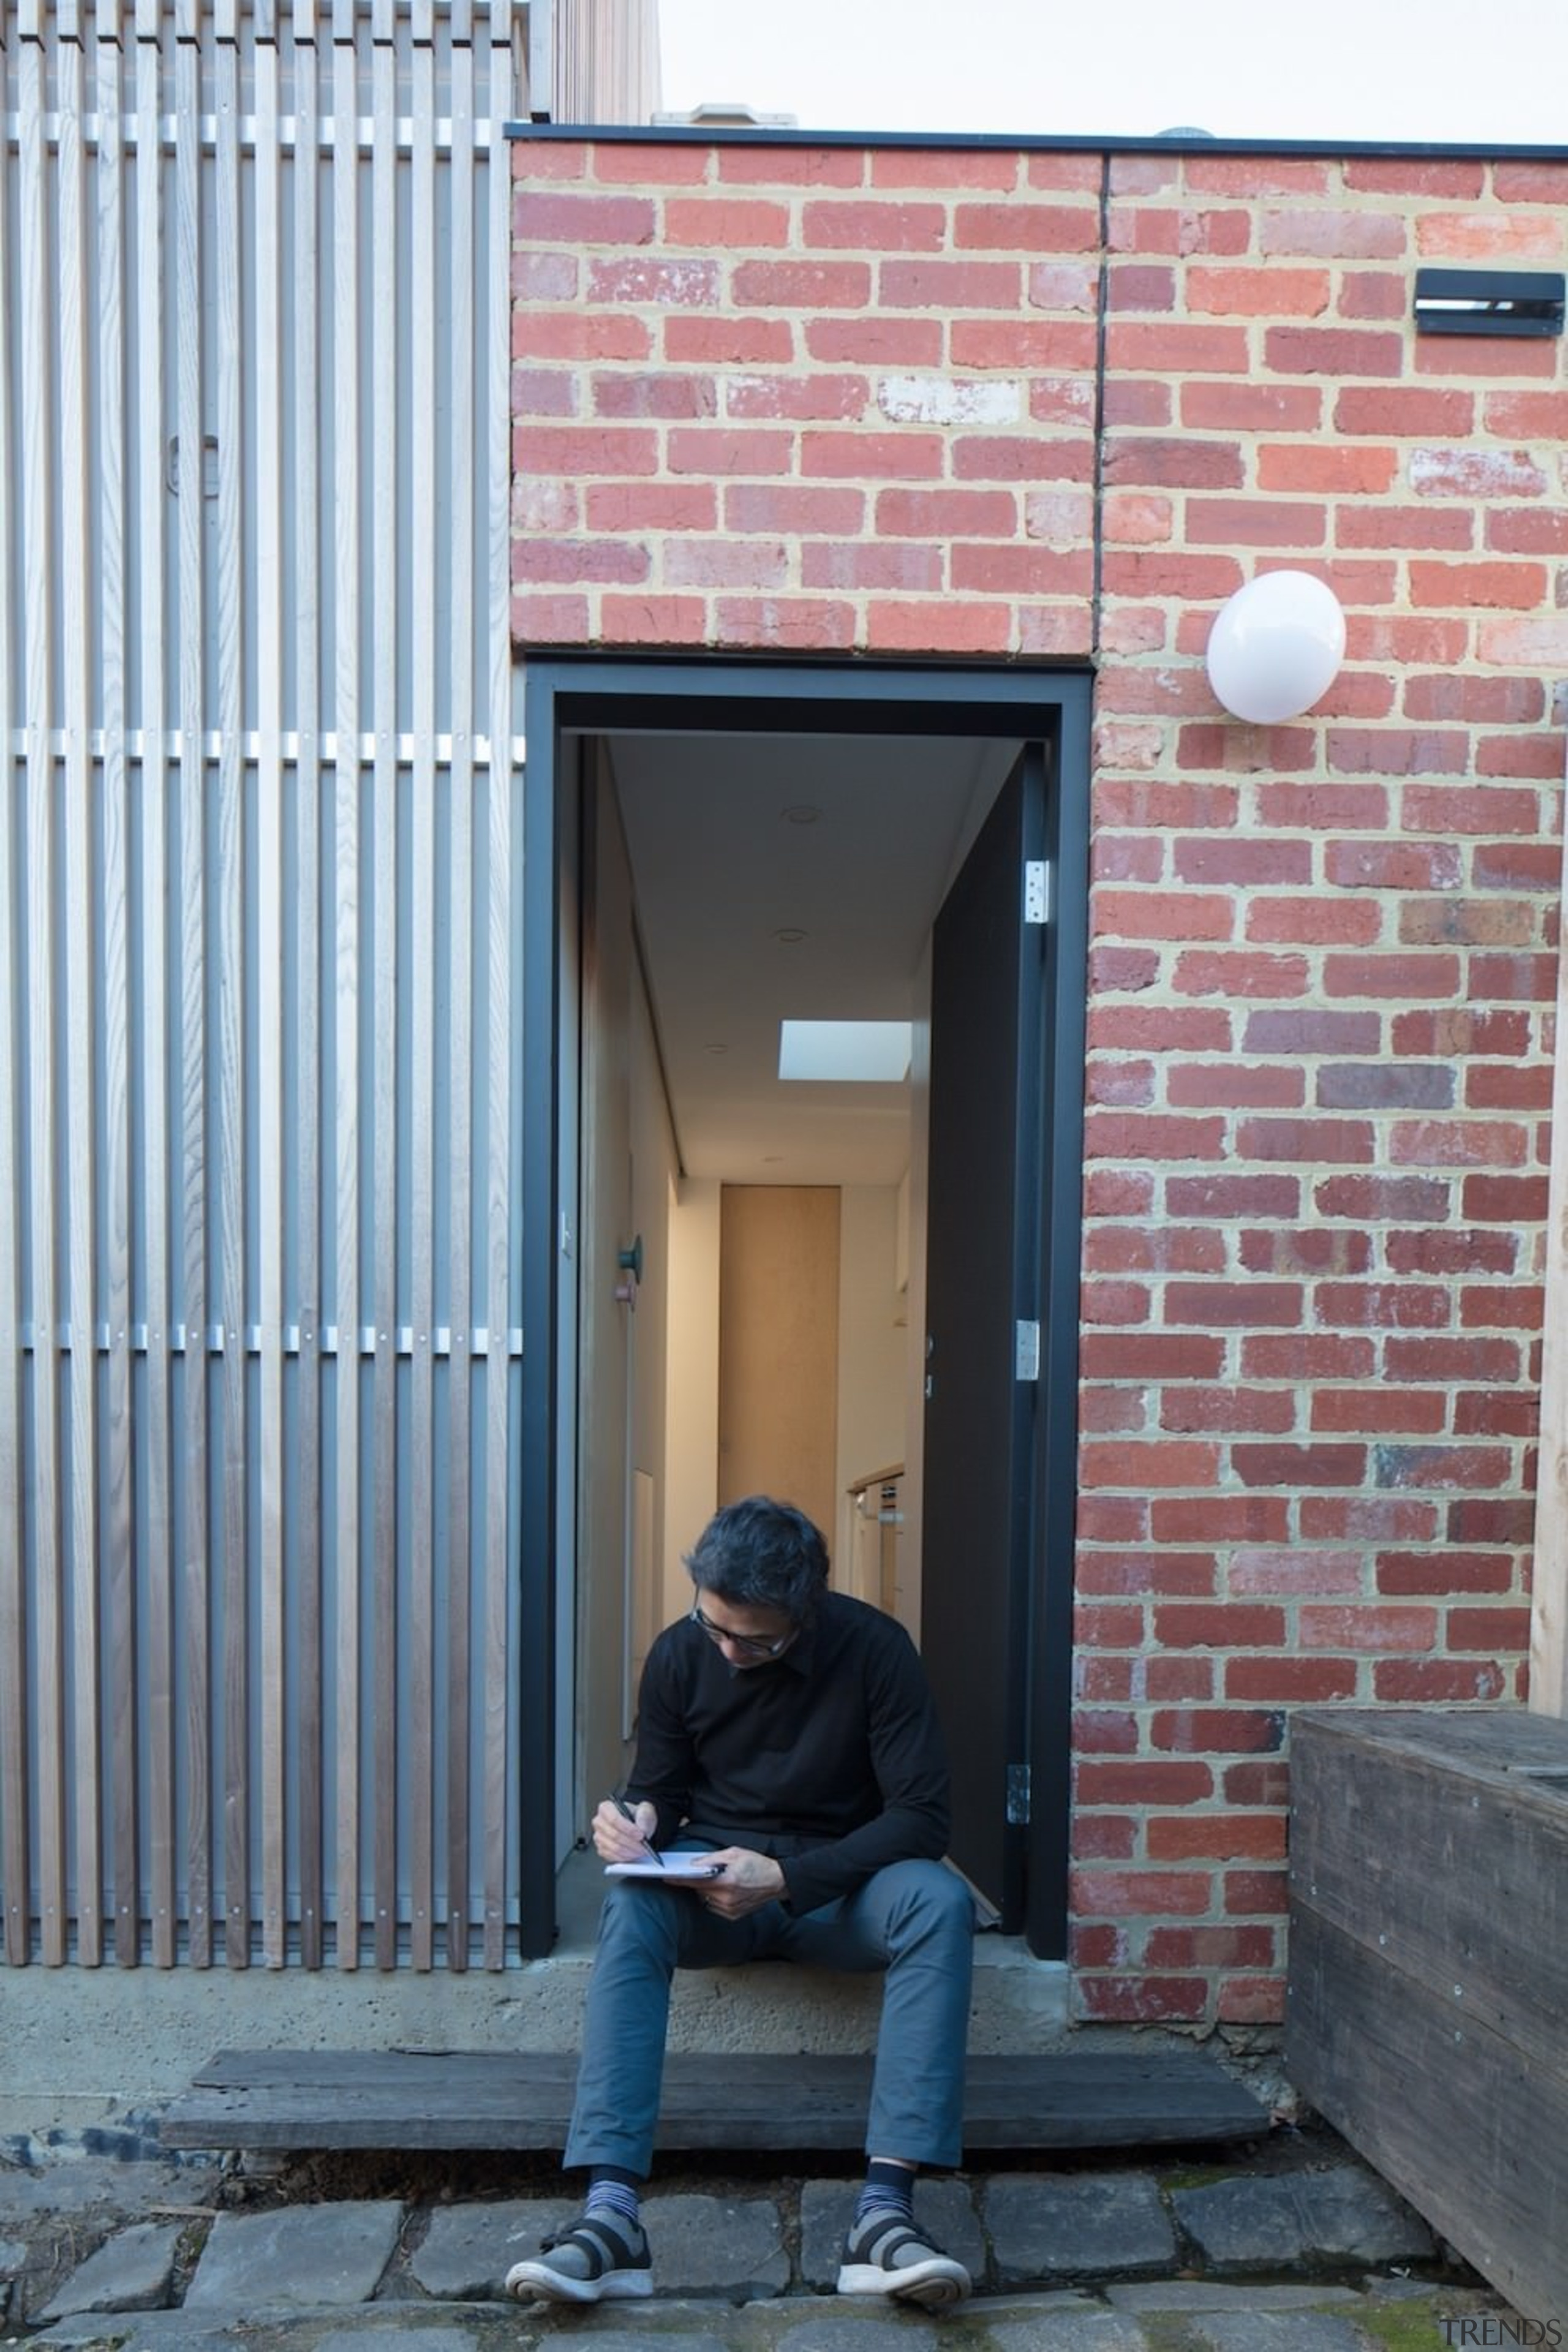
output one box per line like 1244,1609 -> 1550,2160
801,541 -> 943,592
515,310 -> 652,360
1147,1812 -> 1287,1861
665,426 -> 794,477
587,255 -> 722,306
1076,1975 -> 1211,2023
1224,1869 -> 1290,1915
1071,1867 -> 1213,1916
716,145 -> 865,187
1312,1388 -> 1447,1435
731,258 -> 873,309
514,537 -> 649,584
1261,209 -> 1406,260
663,195 -> 791,246
1231,1546 -> 1364,1595
872,148 -> 1020,190
725,483 -> 865,533
1374,1659 -> 1510,1702
1377,1549 -> 1517,1595
804,430 -> 945,479
513,423 -> 658,475
712,596 -> 858,652
513,189 -> 655,244
1160,1387 -> 1297,1433
865,598 -> 1013,654
1231,1441 -> 1370,1489
665,315 -> 794,363
1152,1708 -> 1285,1754
803,198 -> 948,250
879,257 -> 1021,309
597,593 -> 707,644
1167,1065 -> 1305,1110
1242,1335 -> 1378,1381
1079,1332 -> 1227,1379
592,371 -> 715,419
1174,950 -> 1311,1000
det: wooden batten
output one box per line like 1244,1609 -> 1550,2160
159,2046 -> 1268,2155
1530,772 -> 1568,1719
0,0 -> 518,1979
1289,1708 -> 1568,2323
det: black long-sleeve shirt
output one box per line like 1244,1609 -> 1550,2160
625,1590 -> 951,1917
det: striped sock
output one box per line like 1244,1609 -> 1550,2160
585,2173 -> 642,2233
854,2160 -> 915,2227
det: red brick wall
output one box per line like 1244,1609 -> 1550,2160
511,135 -> 1567,2027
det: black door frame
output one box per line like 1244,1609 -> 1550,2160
518,654 -> 1091,1960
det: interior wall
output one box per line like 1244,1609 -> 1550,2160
662,1176 -> 722,1627
900,934 -> 934,1636
834,1185 -> 908,1594
628,967 -> 676,1689
718,1186 -> 842,1541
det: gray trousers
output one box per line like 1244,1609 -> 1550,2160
565,1852 -> 974,2178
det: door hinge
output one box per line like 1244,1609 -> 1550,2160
1016,1318 -> 1039,1381
1023,860 -> 1049,925
1007,1762 -> 1031,1825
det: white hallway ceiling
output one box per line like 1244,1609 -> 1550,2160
605,726 -> 1018,1187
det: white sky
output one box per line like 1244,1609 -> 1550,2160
658,0 -> 1568,148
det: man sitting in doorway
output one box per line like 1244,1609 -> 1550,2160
505,1493 -> 975,2312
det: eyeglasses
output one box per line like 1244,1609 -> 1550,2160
689,1600 -> 796,1659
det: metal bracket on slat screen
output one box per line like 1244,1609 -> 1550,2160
1023,861 -> 1049,925
54,1322 -> 526,1358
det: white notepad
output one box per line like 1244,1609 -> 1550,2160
605,1857 -> 726,1880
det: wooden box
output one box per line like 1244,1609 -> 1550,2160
1288,1706 -> 1568,2323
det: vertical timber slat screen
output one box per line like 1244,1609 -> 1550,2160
0,1 -> 524,1970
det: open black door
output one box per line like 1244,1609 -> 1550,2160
921,747 -> 1048,1934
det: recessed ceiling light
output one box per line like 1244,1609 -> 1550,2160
782,804 -> 821,825
778,1020 -> 913,1084
774,927 -> 809,944
704,1042 -> 729,1056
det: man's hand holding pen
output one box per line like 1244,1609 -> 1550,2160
592,1795 -> 662,1865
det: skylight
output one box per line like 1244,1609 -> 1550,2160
778,1020 -> 913,1083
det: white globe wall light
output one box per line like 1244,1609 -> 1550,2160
1205,570 -> 1348,725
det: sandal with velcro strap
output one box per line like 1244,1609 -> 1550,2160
504,2210 -> 653,2304
836,2207 -> 972,2309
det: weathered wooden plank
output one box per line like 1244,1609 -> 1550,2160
1291,1711 -> 1568,2083
407,20 -> 437,1978
330,19 -> 362,1973
174,23 -> 211,1970
213,20 -> 249,1970
443,21 -> 477,1972
170,23 -> 213,1970
19,30 -> 67,1973
480,0 -> 516,1978
0,0 -> 29,1975
59,23 -> 105,1972
369,23 -> 399,1978
292,11 -> 325,1977
254,0 -> 287,1979
1294,1702 -> 1568,1793
160,2048 -> 1267,2154
96,8 -> 138,1969
1289,1904 -> 1564,2323
1532,883 -> 1568,1716
134,0 -> 175,1976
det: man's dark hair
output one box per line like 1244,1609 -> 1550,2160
684,1496 -> 830,1623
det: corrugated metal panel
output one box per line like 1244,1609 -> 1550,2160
0,0 -> 524,1969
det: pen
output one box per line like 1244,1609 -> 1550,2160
612,1795 -> 663,1866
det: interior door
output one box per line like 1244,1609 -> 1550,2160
919,747 -> 1047,1931
576,750 -> 638,1814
